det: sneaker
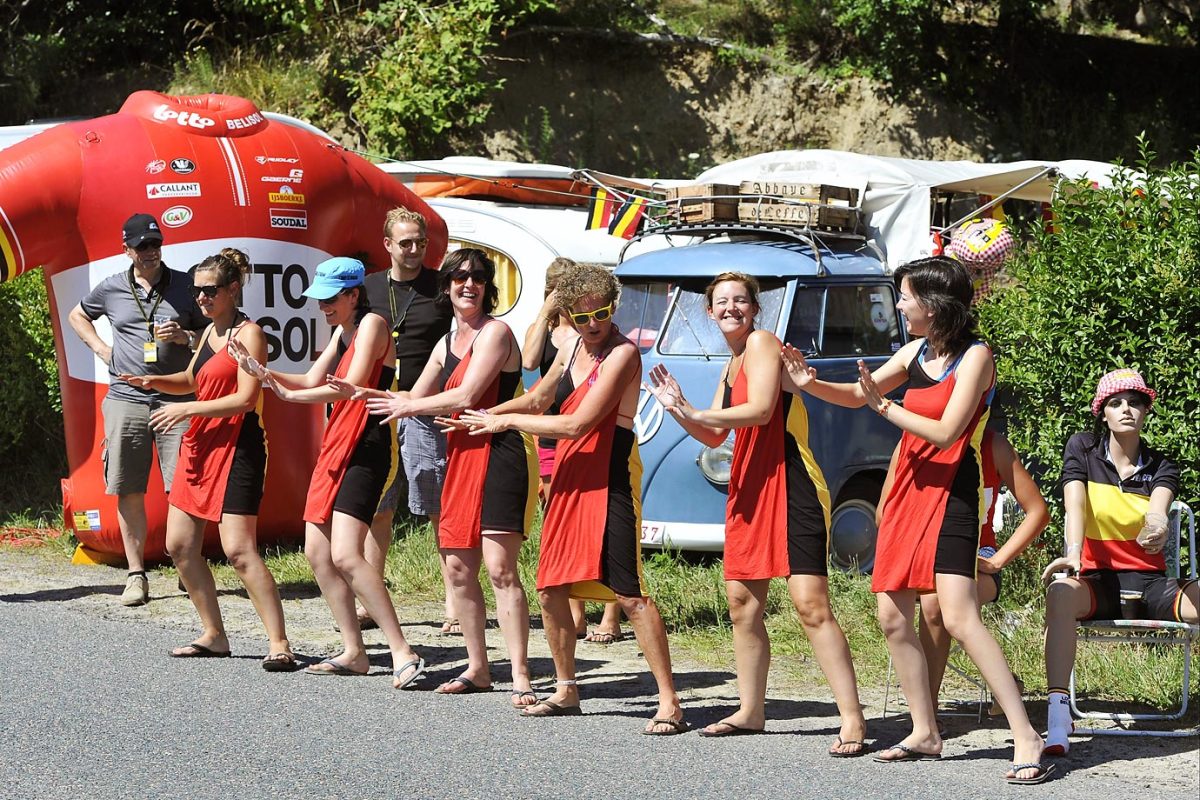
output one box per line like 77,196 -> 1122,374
120,574 -> 150,606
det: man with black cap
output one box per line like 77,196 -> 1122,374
67,213 -> 205,606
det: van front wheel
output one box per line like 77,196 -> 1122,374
828,478 -> 882,574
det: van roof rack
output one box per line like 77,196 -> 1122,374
620,221 -> 867,274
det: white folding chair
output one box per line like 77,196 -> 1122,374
1068,500 -> 1199,737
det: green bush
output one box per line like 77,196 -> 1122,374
0,269 -> 66,510
980,140 -> 1200,517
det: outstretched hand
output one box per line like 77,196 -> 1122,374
856,359 -> 885,412
781,344 -> 817,389
456,409 -> 505,436
434,415 -> 470,434
148,402 -> 192,433
645,363 -> 688,415
365,391 -> 412,424
118,373 -> 156,390
228,338 -> 268,380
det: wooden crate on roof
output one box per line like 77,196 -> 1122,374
736,199 -> 860,230
737,180 -> 860,207
664,183 -> 740,223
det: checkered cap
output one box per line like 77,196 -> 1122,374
947,218 -> 1015,303
1091,368 -> 1157,415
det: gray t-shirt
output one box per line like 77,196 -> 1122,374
79,264 -> 205,403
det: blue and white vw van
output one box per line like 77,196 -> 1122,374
615,227 -> 907,572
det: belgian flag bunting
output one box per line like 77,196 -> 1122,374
585,188 -> 616,231
608,195 -> 647,239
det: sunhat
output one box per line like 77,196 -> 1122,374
1091,368 -> 1157,416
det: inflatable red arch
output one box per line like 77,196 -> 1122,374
0,91 -> 448,560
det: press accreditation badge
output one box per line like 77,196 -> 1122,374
143,341 -> 158,364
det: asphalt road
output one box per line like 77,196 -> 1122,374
1,584 -> 1195,799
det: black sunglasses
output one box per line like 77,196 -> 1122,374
133,241 -> 162,252
190,283 -> 227,299
450,269 -> 489,284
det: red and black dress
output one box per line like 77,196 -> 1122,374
303,321 -> 397,525
721,348 -> 831,581
171,321 -> 267,521
872,341 -> 993,593
537,341 -> 645,600
437,329 -> 537,549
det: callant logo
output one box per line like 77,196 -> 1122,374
147,182 -> 202,199
170,158 -> 196,175
152,104 -> 216,130
269,191 -> 306,205
161,206 -> 193,228
269,208 -> 308,230
145,159 -> 166,175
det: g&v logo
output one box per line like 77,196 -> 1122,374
151,104 -> 216,130
634,386 -> 664,445
161,206 -> 192,228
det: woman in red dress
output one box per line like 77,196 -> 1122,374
121,249 -> 296,669
783,256 -> 1047,783
236,257 -> 425,689
645,272 -> 866,751
364,249 -> 538,704
452,261 -> 685,733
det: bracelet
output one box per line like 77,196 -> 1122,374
876,398 -> 893,417
1066,542 -> 1082,555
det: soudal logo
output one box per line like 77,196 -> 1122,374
268,191 -> 305,205
255,156 -> 300,165
161,206 -> 193,228
269,208 -> 307,230
147,182 -> 202,199
170,158 -> 196,175
145,159 -> 166,175
226,111 -> 265,130
152,104 -> 216,130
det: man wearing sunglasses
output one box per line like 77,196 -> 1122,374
67,213 -> 205,607
360,208 -> 453,629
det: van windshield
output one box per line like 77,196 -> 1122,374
659,280 -> 787,356
613,280 -> 673,353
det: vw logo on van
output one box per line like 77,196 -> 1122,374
634,387 -> 663,445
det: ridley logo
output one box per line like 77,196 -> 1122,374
269,191 -> 305,205
255,156 -> 300,165
170,158 -> 196,175
151,104 -> 216,130
269,208 -> 308,230
161,206 -> 193,228
146,182 -> 202,199
145,159 -> 166,175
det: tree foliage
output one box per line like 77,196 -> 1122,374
979,140 -> 1200,509
0,272 -> 65,469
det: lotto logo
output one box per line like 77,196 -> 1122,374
269,208 -> 308,230
151,104 -> 216,130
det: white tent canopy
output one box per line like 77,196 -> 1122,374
697,149 -> 1133,268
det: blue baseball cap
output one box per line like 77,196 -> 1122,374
303,257 -> 365,300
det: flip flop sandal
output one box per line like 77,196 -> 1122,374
521,700 -> 583,717
642,717 -> 690,736
583,630 -> 624,644
871,744 -> 941,762
261,652 -> 301,672
440,618 -> 462,636
392,657 -> 426,690
435,675 -> 492,695
1006,763 -> 1055,785
828,736 -> 869,757
697,722 -> 763,738
510,690 -> 540,708
304,657 -> 368,677
170,642 -> 232,659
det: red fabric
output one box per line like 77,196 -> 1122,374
872,370 -> 990,593
437,348 -> 501,549
724,366 -> 790,581
537,360 -> 618,590
979,429 -> 999,550
303,330 -> 385,524
1084,539 -> 1165,572
171,331 -> 247,522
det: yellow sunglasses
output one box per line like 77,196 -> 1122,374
569,304 -> 613,326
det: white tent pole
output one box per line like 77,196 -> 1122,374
936,166 -> 1059,233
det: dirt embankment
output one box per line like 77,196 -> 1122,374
469,28 -> 1198,174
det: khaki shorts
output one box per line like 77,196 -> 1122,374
101,395 -> 186,495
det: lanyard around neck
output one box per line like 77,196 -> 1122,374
128,267 -> 167,333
